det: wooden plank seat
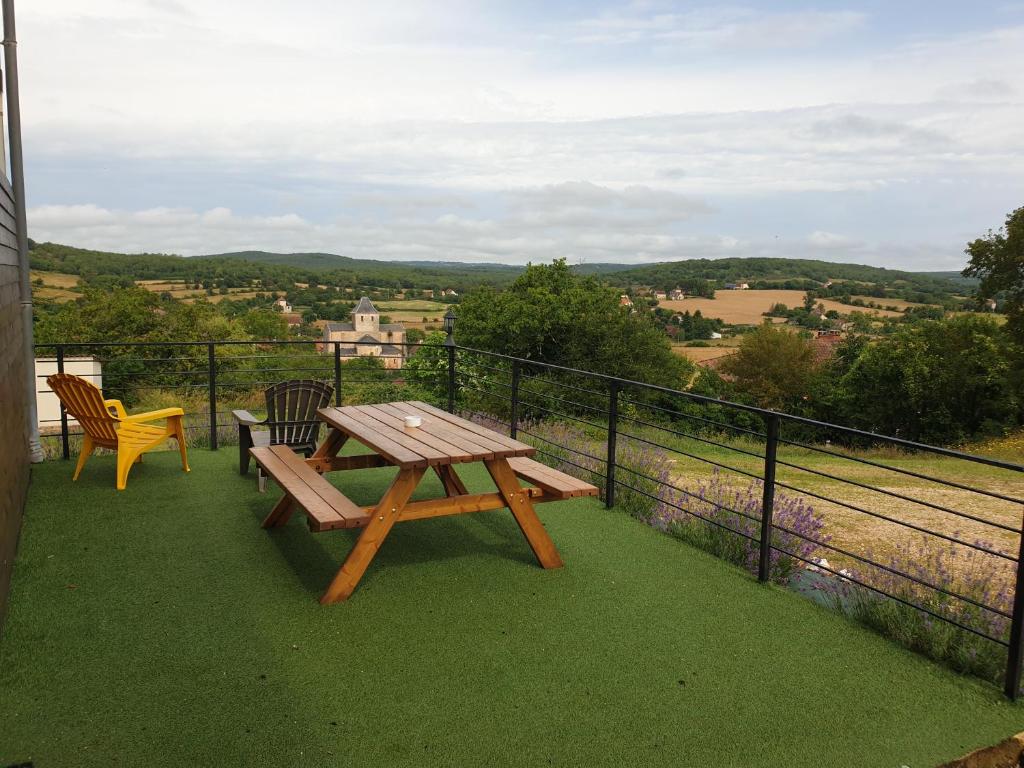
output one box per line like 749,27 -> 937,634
506,457 -> 599,500
250,444 -> 369,532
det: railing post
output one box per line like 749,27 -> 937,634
758,413 -> 781,582
509,359 -> 521,439
333,341 -> 342,406
1004,517 -> 1024,699
57,345 -> 69,460
605,382 -> 619,508
207,342 -> 218,450
446,344 -> 456,413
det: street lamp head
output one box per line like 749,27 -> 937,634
443,307 -> 456,340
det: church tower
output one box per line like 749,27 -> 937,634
352,296 -> 380,333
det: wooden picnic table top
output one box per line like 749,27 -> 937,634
317,401 -> 536,470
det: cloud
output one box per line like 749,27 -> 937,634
808,231 -> 859,249
28,200 -> 963,271
505,182 -> 713,228
29,204 -> 116,227
933,78 -> 1016,102
571,6 -> 865,49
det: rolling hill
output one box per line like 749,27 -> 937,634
28,241 -> 972,301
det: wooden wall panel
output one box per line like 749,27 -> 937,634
0,178 -> 16,267
0,253 -> 29,631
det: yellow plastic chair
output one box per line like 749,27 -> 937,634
46,373 -> 190,490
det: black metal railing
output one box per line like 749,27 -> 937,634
33,338 -> 1024,699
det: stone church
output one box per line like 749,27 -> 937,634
322,296 -> 406,369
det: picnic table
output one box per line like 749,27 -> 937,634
250,401 -> 598,603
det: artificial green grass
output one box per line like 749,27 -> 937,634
1,448 -> 1021,767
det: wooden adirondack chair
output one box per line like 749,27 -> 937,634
233,379 -> 334,490
46,373 -> 190,490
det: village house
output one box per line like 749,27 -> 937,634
810,332 -> 844,364
321,296 -> 406,369
274,297 -> 292,313
669,288 -> 685,301
653,290 -> 667,301
619,295 -> 633,308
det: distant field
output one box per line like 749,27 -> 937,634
660,291 -> 802,324
849,295 -> 928,311
33,271 -> 80,289
375,299 -> 448,326
134,279 -> 277,304
376,300 -> 448,312
31,270 -> 80,302
659,290 -> 908,323
187,292 -> 264,304
671,339 -> 742,364
817,297 -> 903,318
672,346 -> 738,364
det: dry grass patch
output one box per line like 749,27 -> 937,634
375,300 -> 449,312
849,295 -> 932,311
32,270 -> 80,289
817,297 -> 903,317
672,345 -> 739,363
658,290 -> 912,323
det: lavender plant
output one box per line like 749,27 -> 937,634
496,418 -> 827,584
657,470 -> 827,584
828,536 -> 1012,683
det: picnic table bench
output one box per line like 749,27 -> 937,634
250,400 -> 598,603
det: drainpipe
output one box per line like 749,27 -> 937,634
3,0 -> 43,463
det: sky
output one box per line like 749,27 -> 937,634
16,0 -> 1024,268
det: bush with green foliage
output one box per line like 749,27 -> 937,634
832,314 -> 1021,444
456,259 -> 692,390
718,325 -> 817,411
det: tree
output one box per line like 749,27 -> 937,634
455,259 -> 691,387
964,206 -> 1024,342
833,315 -> 1020,443
238,309 -> 289,340
35,286 -> 165,344
402,331 -> 448,398
719,325 -> 817,410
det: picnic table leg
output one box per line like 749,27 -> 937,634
485,458 -> 563,570
434,464 -> 468,497
321,466 -> 426,604
312,428 -> 348,461
261,494 -> 295,528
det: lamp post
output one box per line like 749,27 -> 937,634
443,308 -> 456,345
443,308 -> 456,411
